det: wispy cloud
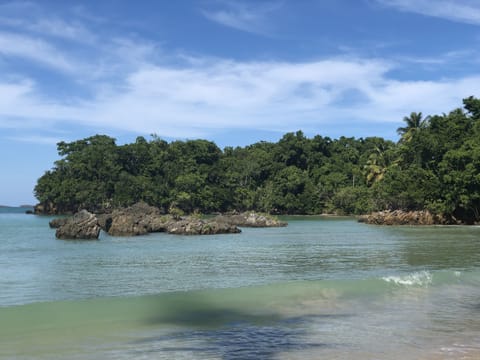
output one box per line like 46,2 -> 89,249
27,18 -> 96,43
5,135 -> 63,145
0,31 -> 78,72
0,16 -> 96,43
395,49 -> 480,69
1,52 -> 479,140
377,0 -> 480,25
85,58 -> 392,134
201,1 -> 282,35
0,1 -> 96,42
1,1 -> 480,142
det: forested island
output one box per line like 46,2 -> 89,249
34,97 -> 480,224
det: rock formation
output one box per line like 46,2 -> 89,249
98,202 -> 241,236
49,204 -> 291,238
34,201 -> 58,215
55,210 -> 101,240
49,217 -> 69,228
105,202 -> 163,236
166,218 -> 241,235
359,210 -> 448,225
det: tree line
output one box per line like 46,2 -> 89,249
34,97 -> 480,223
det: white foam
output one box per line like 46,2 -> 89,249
382,271 -> 433,286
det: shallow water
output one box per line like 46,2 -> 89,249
1,209 -> 479,359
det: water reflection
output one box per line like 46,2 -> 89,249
395,226 -> 480,269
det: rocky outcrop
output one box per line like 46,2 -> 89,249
214,212 -> 288,227
359,210 -> 448,225
99,202 -> 241,236
50,203 -> 257,237
106,202 -> 164,236
49,217 -> 69,228
55,210 -> 101,240
34,201 -> 59,215
96,213 -> 113,233
166,218 -> 241,235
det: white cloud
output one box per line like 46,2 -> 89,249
0,31 -> 77,72
377,0 -> 480,25
28,19 -> 96,43
201,1 -> 282,35
0,2 -> 479,141
0,17 -> 96,43
0,1 -> 96,43
82,58 -> 392,135
1,55 -> 479,140
355,76 -> 480,122
0,80 -> 34,106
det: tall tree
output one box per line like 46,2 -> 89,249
397,112 -> 428,143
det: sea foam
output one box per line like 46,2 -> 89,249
382,271 -> 433,286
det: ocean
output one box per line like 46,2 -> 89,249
1,207 -> 479,359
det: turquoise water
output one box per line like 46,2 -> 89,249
1,209 -> 479,359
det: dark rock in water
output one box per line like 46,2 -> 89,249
359,210 -> 448,225
49,217 -> 69,229
55,210 -> 101,240
25,210 -> 34,215
214,212 -> 287,227
107,202 -> 165,236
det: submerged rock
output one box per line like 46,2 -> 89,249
55,210 -> 101,240
214,212 -> 288,227
359,210 -> 448,225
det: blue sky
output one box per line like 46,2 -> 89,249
1,0 -> 480,205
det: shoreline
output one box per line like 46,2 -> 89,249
16,204 -> 480,226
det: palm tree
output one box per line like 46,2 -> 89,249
364,145 -> 388,185
397,112 -> 429,143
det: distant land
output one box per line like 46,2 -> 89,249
0,205 -> 34,208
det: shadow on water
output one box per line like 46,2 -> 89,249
135,321 -> 327,360
133,293 -> 345,359
144,294 -> 287,327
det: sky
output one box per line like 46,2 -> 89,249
1,0 -> 480,205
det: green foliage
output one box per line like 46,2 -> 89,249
438,139 -> 480,222
328,186 -> 373,215
376,97 -> 480,222
168,204 -> 185,220
463,96 -> 480,119
34,97 -> 480,222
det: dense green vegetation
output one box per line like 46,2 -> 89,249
35,97 -> 480,223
